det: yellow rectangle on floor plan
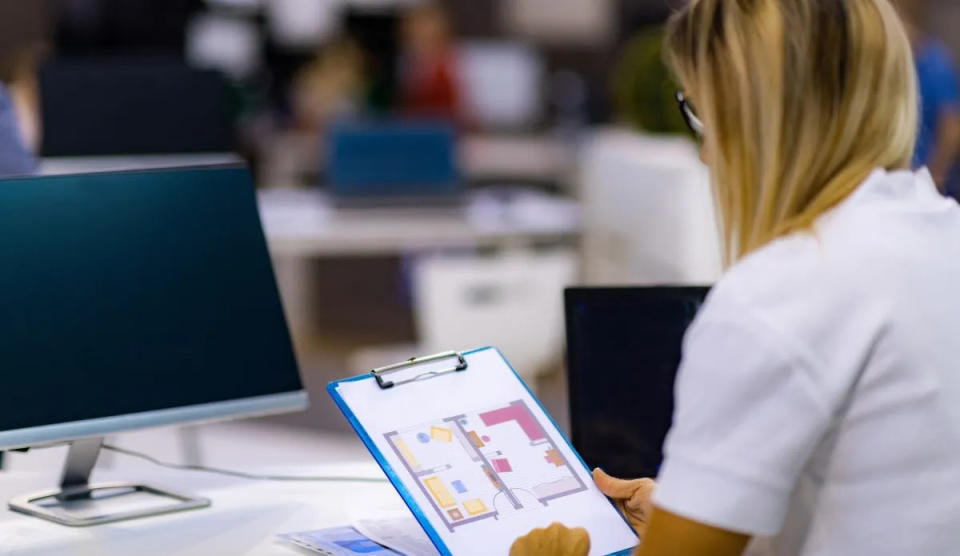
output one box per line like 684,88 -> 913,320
393,438 -> 421,472
424,476 -> 456,508
430,426 -> 453,442
463,498 -> 488,515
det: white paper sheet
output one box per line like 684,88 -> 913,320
353,517 -> 441,556
331,348 -> 638,556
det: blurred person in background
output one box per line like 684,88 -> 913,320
291,38 -> 366,133
512,0 -> 960,554
0,0 -> 47,176
899,0 -> 960,194
0,46 -> 41,176
291,3 -> 461,129
397,3 -> 460,121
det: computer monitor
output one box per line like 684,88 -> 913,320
39,57 -> 235,157
326,120 -> 461,204
0,165 -> 307,526
564,287 -> 709,479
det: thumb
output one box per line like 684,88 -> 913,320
593,468 -> 649,499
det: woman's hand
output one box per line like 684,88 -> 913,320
510,522 -> 590,556
593,468 -> 657,538
509,471 -> 655,555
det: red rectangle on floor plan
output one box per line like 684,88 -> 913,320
491,458 -> 512,473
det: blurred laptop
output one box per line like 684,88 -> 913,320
564,287 -> 709,479
326,120 -> 463,207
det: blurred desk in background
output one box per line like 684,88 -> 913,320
259,188 -> 580,432
257,187 -> 581,411
258,188 -> 581,257
39,154 -> 244,176
258,132 -> 574,192
460,134 -> 572,185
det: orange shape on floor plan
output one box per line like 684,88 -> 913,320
545,448 -> 565,467
467,430 -> 485,448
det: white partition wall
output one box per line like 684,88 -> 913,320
578,129 -> 723,285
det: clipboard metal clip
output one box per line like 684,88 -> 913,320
371,351 -> 468,390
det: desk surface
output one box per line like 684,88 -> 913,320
258,188 -> 580,257
39,154 -> 245,176
0,423 -> 391,556
0,462 -> 400,556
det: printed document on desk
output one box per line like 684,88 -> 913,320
353,517 -> 440,556
278,526 -> 401,555
328,347 -> 638,556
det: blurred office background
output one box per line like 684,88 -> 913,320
2,0 -> 959,467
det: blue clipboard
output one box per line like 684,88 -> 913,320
327,346 -> 637,556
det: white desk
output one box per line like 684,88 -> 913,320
258,188 -> 581,258
0,462 -> 400,555
0,423 -> 392,555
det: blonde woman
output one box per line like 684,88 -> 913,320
512,0 -> 960,555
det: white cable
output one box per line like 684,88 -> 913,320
101,444 -> 387,484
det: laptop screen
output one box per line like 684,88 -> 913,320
327,121 -> 460,199
564,287 -> 709,479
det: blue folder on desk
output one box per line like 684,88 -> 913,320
327,347 -> 638,556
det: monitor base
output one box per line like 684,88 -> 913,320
8,438 -> 210,527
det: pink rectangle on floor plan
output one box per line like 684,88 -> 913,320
491,458 -> 512,472
479,402 -> 546,442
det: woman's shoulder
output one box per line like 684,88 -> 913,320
688,233 -> 873,402
697,170 -> 960,390
709,168 -> 958,319
697,224 -> 879,353
706,232 -> 831,316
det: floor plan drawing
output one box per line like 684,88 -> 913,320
384,400 -> 588,532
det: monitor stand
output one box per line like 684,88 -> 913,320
8,438 -> 211,527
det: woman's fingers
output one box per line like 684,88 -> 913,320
563,524 -> 591,555
624,479 -> 657,513
593,468 -> 655,500
510,523 -> 590,556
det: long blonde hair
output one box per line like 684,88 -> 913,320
665,0 -> 918,262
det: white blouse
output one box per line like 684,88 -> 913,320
654,169 -> 960,555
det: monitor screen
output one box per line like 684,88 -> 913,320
40,58 -> 235,157
564,287 -> 708,479
0,166 -> 303,443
